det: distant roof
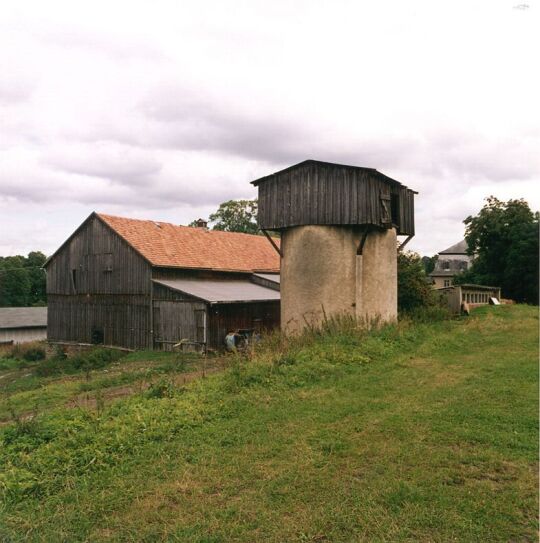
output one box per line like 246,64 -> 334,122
95,214 -> 280,273
153,278 -> 280,304
439,240 -> 468,255
251,159 -> 417,193
0,307 -> 47,329
429,270 -> 460,277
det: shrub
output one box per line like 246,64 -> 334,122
7,342 -> 46,362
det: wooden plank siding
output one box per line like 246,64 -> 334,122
46,214 -> 153,350
255,161 -> 415,235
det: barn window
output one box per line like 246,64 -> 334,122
444,279 -> 450,287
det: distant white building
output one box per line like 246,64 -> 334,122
429,240 -> 472,288
0,307 -> 47,345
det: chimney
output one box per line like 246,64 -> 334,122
195,218 -> 208,228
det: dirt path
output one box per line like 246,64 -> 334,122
1,358 -> 229,425
68,360 -> 227,409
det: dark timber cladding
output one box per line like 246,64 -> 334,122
45,214 -> 152,350
252,160 -> 416,235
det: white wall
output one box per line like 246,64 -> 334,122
0,327 -> 47,344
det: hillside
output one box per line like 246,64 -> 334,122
1,306 -> 538,542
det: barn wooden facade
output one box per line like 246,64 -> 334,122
45,213 -> 280,351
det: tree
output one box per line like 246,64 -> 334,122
421,255 -> 437,275
25,251 -> 47,306
195,199 -> 260,235
0,256 -> 31,307
0,252 -> 47,307
398,251 -> 441,312
460,196 -> 539,304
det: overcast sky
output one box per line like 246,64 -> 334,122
1,0 -> 538,257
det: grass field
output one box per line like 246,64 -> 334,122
0,305 -> 538,542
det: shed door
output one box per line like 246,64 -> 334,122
194,309 -> 206,343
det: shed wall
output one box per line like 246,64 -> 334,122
0,327 -> 47,344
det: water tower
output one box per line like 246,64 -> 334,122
251,160 -> 417,333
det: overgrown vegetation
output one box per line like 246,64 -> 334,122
5,341 -> 47,362
0,305 -> 537,542
398,251 -> 445,315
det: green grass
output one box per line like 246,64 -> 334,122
0,305 -> 538,542
0,350 -> 207,421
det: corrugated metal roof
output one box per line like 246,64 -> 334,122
153,279 -> 280,304
252,273 -> 280,284
0,307 -> 47,329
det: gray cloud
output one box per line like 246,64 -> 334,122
45,143 -> 163,186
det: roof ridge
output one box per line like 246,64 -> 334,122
96,212 -> 272,239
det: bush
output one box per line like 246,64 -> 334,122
398,251 -> 444,315
7,342 -> 46,362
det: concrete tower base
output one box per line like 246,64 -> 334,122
280,225 -> 397,334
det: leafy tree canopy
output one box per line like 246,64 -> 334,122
0,251 -> 47,307
192,199 -> 260,235
457,196 -> 539,304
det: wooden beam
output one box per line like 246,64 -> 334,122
261,230 -> 283,258
398,234 -> 413,252
356,228 -> 370,255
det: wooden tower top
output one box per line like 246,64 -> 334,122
252,160 -> 417,236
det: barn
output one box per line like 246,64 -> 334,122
44,213 -> 280,351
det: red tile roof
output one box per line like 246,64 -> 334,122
98,213 -> 280,273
